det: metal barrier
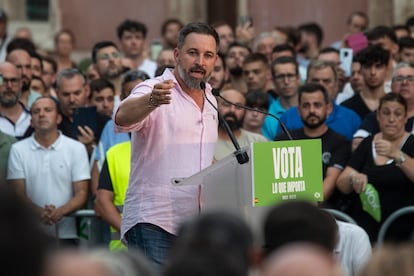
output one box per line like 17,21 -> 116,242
322,208 -> 358,225
72,209 -> 97,217
377,206 -> 414,246
70,209 -> 101,247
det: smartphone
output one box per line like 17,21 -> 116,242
73,106 -> 97,137
239,15 -> 253,27
346,32 -> 368,53
340,48 -> 353,78
150,40 -> 163,61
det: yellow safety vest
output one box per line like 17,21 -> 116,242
106,141 -> 131,251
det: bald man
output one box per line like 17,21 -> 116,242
0,61 -> 31,139
6,48 -> 40,108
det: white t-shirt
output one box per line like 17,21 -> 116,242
7,132 -> 90,238
335,220 -> 372,276
0,104 -> 31,138
138,58 -> 157,78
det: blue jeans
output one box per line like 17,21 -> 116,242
125,223 -> 175,267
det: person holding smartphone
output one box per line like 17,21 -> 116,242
55,68 -> 110,155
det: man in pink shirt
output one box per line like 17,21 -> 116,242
114,22 -> 219,266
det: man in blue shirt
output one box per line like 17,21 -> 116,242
276,60 -> 361,141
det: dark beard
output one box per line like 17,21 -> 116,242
22,81 -> 30,92
303,115 -> 325,129
0,95 -> 19,107
221,112 -> 242,131
229,66 -> 243,77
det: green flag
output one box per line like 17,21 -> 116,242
359,183 -> 381,222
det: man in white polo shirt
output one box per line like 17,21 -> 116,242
7,96 -> 90,246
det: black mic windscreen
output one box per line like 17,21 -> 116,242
211,88 -> 220,96
200,81 -> 206,90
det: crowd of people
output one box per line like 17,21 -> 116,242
0,6 -> 414,276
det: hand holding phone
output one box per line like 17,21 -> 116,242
340,48 -> 353,78
73,106 -> 97,138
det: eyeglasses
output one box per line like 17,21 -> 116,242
274,73 -> 297,82
392,75 -> 414,83
98,52 -> 122,61
0,75 -> 20,86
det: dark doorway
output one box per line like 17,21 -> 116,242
207,0 -> 237,29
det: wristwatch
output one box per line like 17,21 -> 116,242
396,151 -> 406,166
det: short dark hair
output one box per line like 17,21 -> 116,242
366,25 -> 398,44
245,89 -> 269,110
91,41 -> 119,64
398,36 -> 414,51
319,46 -> 340,56
271,56 -> 299,77
378,92 -> 407,114
217,52 -> 226,71
298,82 -> 329,104
263,201 -> 337,257
42,55 -> 58,73
30,75 -> 46,90
358,45 -> 390,67
29,50 -> 43,72
116,19 -> 148,40
161,18 -> 184,36
298,22 -> 324,47
89,78 -> 115,99
393,24 -> 410,36
6,38 -> 36,54
168,211 -> 254,275
242,52 -> 268,66
272,43 -> 296,57
122,69 -> 150,93
226,41 -> 252,55
405,16 -> 414,27
177,22 -> 220,52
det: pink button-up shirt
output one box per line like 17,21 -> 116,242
115,69 -> 218,239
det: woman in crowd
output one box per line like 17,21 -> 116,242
336,93 -> 414,243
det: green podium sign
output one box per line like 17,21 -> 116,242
252,139 -> 323,206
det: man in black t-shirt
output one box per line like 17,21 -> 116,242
276,83 -> 351,210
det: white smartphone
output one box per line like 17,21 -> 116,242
150,40 -> 163,61
339,48 -> 353,78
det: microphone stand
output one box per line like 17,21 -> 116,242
212,88 -> 293,140
200,82 -> 249,164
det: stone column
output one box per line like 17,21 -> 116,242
169,0 -> 207,23
393,0 -> 414,24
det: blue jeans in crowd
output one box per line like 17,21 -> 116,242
125,222 -> 175,267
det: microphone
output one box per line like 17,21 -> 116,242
200,82 -> 249,164
212,88 -> 293,140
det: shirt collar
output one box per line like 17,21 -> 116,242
30,131 -> 63,150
